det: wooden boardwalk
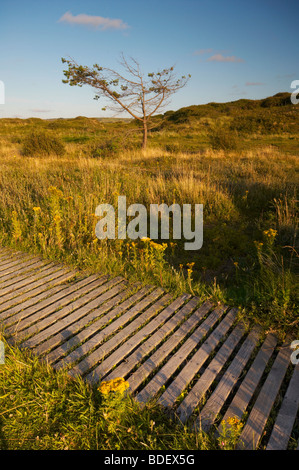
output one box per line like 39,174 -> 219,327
0,247 -> 298,450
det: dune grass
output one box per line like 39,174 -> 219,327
0,112 -> 298,450
0,128 -> 297,337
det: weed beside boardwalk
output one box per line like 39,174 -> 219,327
0,340 -> 226,450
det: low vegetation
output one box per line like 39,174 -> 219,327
0,92 -> 298,449
0,338 -> 245,450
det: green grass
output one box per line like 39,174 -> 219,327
0,94 -> 298,449
0,141 -> 297,337
0,339 -> 225,450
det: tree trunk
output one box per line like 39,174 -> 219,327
142,120 -> 148,150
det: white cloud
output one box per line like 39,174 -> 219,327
207,54 -> 244,63
58,11 -> 129,30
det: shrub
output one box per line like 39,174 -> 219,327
90,140 -> 121,158
164,142 -> 181,153
22,131 -> 65,157
208,127 -> 240,150
230,113 -> 282,134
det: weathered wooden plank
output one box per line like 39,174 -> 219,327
0,267 -> 73,313
196,326 -> 262,432
0,261 -> 45,285
84,293 -> 172,384
0,251 -> 15,261
0,253 -> 32,270
176,323 -> 246,424
0,255 -> 42,276
128,302 -> 217,395
19,277 -> 124,349
218,333 -> 277,431
135,306 -> 232,404
1,275 -> 99,330
105,296 -> 202,383
90,294 -> 190,382
1,245 -> 296,452
0,271 -> 78,320
0,250 -> 16,262
54,288 -> 164,372
0,263 -> 62,297
12,276 -> 109,342
0,260 -> 50,285
0,250 -> 13,260
0,256 -> 31,274
31,281 -> 128,355
0,255 -> 17,267
45,285 -> 153,365
51,286 -> 155,368
63,288 -> 165,378
266,364 -> 299,450
4,276 -> 109,332
237,342 -> 292,450
0,260 -> 55,290
158,309 -> 243,409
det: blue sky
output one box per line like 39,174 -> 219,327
0,0 -> 298,118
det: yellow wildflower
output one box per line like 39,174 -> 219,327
254,241 -> 263,250
48,186 -> 63,197
227,417 -> 240,426
187,262 -> 195,268
33,206 -> 41,212
263,228 -> 277,239
98,377 -> 129,396
150,241 -> 167,251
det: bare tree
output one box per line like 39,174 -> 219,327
61,55 -> 190,149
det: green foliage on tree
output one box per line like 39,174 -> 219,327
61,55 -> 190,149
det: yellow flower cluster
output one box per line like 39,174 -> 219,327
263,228 -> 277,239
151,242 -> 167,251
98,377 -> 129,396
48,186 -> 63,197
254,241 -> 263,250
141,237 -> 167,251
186,262 -> 195,274
227,416 -> 242,427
